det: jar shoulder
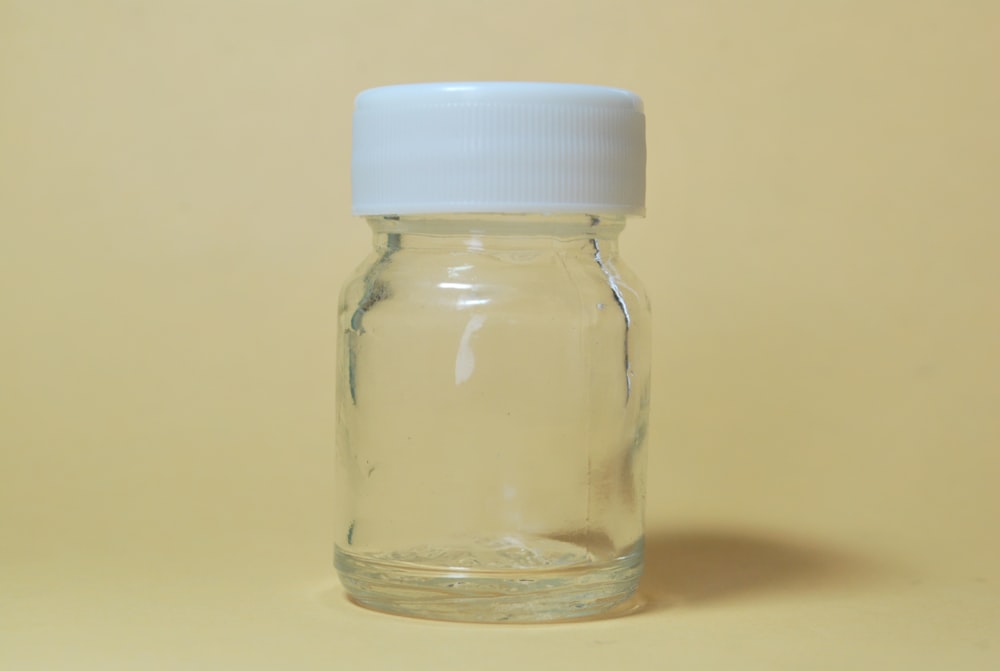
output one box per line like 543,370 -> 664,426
341,245 -> 648,315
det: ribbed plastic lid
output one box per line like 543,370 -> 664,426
351,82 -> 646,216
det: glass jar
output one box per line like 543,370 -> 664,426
335,83 -> 650,622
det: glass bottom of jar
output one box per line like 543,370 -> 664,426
334,535 -> 643,623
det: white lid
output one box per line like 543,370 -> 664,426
351,82 -> 646,216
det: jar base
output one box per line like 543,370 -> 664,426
334,537 -> 643,623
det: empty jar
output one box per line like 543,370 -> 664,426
335,82 -> 650,622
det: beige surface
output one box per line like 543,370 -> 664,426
2,1 -> 998,668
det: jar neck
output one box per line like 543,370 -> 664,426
366,213 -> 626,253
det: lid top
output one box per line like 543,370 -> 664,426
355,81 -> 644,113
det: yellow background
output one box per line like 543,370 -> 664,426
2,1 -> 998,668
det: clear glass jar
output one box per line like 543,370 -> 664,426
336,82 -> 649,622
334,213 -> 650,622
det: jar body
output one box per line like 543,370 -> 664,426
334,214 -> 651,622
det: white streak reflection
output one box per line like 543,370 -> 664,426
455,314 -> 487,385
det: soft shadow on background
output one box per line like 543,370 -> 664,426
638,527 -> 883,611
